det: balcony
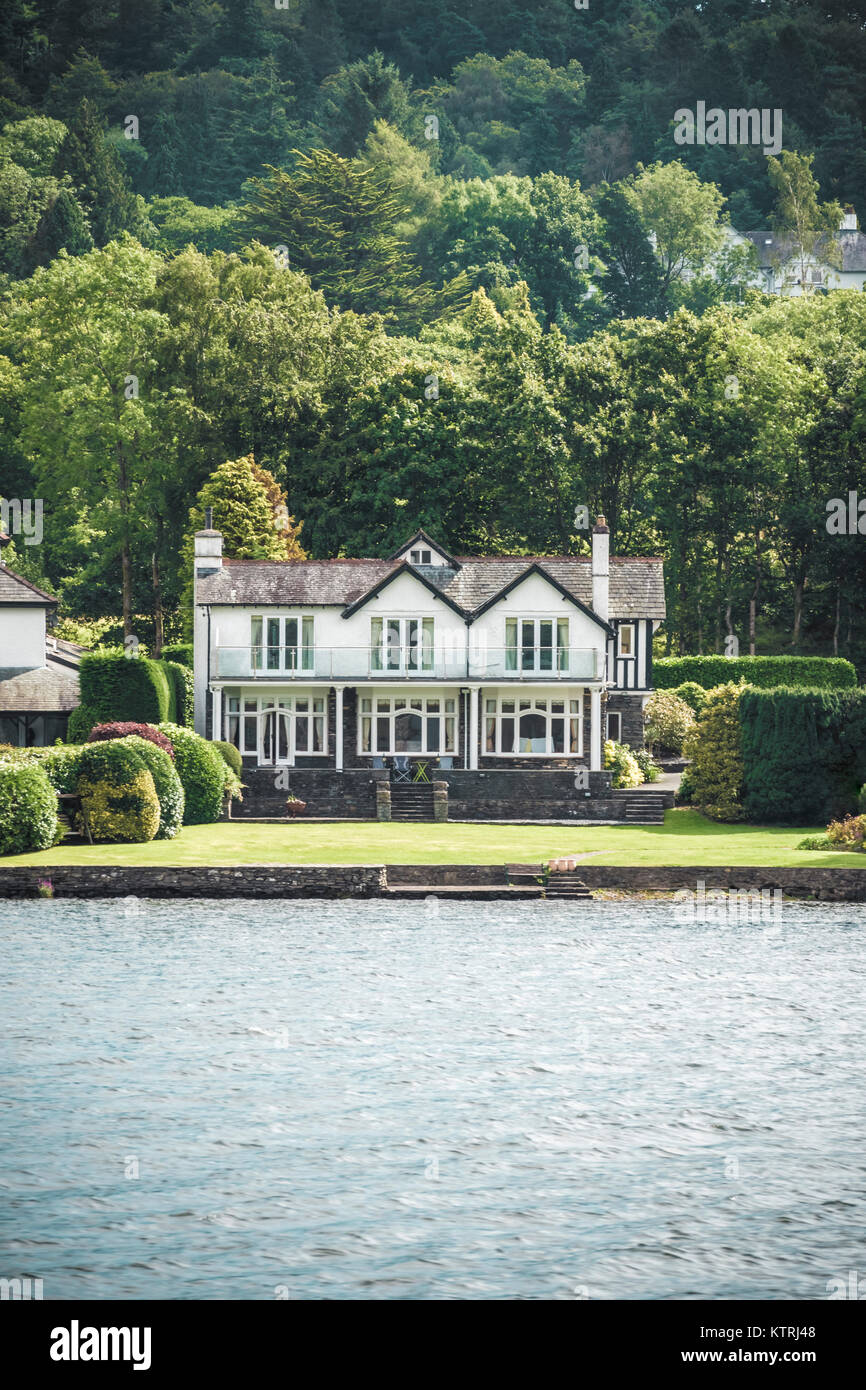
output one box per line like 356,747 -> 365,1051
214,645 -> 600,682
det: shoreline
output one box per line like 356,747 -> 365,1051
1,863 -> 864,901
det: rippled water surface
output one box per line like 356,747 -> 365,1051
1,897 -> 865,1300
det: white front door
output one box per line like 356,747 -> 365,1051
260,709 -> 292,765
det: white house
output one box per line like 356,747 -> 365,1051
727,208 -> 866,295
193,520 -> 665,780
0,531 -> 82,745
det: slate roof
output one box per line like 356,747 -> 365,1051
0,656 -> 80,713
198,554 -> 666,620
742,230 -> 866,274
0,564 -> 58,605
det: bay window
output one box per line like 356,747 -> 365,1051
484,695 -> 582,756
359,695 -> 455,755
224,691 -> 326,761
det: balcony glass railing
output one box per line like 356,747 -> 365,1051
214,645 -> 599,681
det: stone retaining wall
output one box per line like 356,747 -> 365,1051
0,866 -> 386,898
576,865 -> 866,901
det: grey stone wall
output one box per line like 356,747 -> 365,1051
233,768 -> 381,818
0,866 -> 386,898
605,693 -> 645,748
438,768 -> 616,820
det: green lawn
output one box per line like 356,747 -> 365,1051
1,810 -> 864,868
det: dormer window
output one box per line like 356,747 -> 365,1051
410,548 -> 432,565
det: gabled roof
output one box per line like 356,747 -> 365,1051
0,564 -> 58,606
471,562 -> 615,636
0,653 -> 80,712
341,560 -> 469,619
741,229 -> 866,274
196,546 -> 666,620
386,528 -> 461,568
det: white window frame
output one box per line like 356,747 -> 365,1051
250,614 -> 315,673
483,693 -> 583,758
409,548 -> 432,564
370,616 -> 435,675
224,690 -> 327,763
617,623 -> 635,658
359,694 -> 456,756
505,616 -> 571,673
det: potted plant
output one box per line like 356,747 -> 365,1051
285,793 -> 307,817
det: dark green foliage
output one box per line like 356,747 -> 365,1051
163,662 -> 194,728
79,651 -> 173,725
0,761 -> 59,855
157,722 -> 226,825
655,657 -> 858,692
29,744 -> 84,794
67,705 -> 98,743
122,735 -> 185,840
671,682 -> 708,716
161,642 -> 193,668
740,688 -> 866,825
214,740 -> 242,777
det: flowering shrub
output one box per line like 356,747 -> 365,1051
88,722 -> 174,758
826,814 -> 865,848
603,739 -> 642,789
632,747 -> 661,783
643,690 -> 696,754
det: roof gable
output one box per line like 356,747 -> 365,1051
472,562 -> 615,635
387,528 -> 461,569
0,565 -> 57,606
341,561 -> 468,619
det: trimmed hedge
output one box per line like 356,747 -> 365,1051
682,683 -> 745,821
88,722 -> 175,757
0,761 -> 59,854
79,650 -> 173,724
28,744 -> 84,794
162,642 -> 193,668
122,736 -> 184,839
655,655 -> 857,691
158,722 -> 226,824
163,660 -> 194,727
213,739 -> 242,777
76,741 -> 160,843
740,687 -> 866,825
67,704 -> 98,743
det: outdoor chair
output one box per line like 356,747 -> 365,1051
392,755 -> 411,782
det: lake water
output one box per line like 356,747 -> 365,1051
1,897 -> 864,1301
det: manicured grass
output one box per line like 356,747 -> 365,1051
1,810 -> 864,868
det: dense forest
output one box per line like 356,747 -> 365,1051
1,1 -> 865,667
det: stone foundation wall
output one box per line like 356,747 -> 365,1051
233,768 -> 382,818
605,693 -> 646,748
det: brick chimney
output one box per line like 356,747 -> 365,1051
591,515 -> 609,625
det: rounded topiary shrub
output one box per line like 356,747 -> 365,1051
88,721 -> 174,758
122,736 -> 185,839
157,723 -> 226,824
214,739 -> 242,777
67,704 -> 98,743
29,745 -> 84,794
671,681 -> 708,716
0,761 -> 59,855
76,742 -> 160,843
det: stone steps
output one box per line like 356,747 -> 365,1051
390,785 -> 436,821
545,871 -> 593,900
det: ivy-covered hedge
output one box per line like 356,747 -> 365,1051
158,722 -> 227,824
740,688 -> 866,824
0,761 -> 59,854
655,655 -> 857,691
76,741 -> 160,843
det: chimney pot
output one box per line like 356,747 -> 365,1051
205,506 -> 213,529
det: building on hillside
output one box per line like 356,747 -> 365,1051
727,207 -> 866,295
0,531 -> 82,746
192,519 -> 667,819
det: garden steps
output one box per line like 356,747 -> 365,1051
545,870 -> 593,900
390,785 -> 436,821
610,788 -> 673,823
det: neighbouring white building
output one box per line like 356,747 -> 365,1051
0,531 -> 82,746
727,207 -> 866,295
192,520 -> 666,777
